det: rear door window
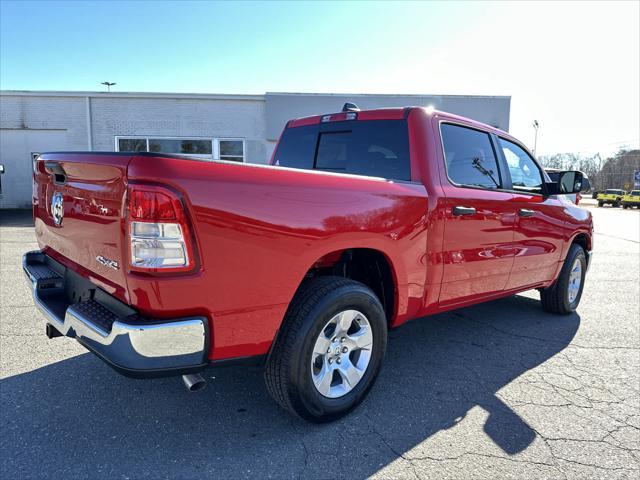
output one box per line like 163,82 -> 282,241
440,123 -> 502,189
273,120 -> 411,181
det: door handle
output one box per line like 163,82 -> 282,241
452,206 -> 476,216
518,208 -> 535,217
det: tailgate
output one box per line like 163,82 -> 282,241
34,153 -> 131,300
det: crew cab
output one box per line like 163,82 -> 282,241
597,189 -> 626,207
622,190 -> 640,209
24,105 -> 593,422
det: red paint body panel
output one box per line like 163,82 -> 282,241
506,193 -> 566,289
438,187 -> 516,305
34,107 -> 593,362
33,153 -> 130,300
125,159 -> 429,359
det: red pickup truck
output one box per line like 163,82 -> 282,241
24,105 -> 592,422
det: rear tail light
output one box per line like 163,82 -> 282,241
127,185 -> 197,273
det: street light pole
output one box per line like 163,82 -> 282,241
532,120 -> 539,155
101,81 -> 116,92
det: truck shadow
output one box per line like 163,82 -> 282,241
1,294 -> 579,479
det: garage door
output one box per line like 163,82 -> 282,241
0,130 -> 68,209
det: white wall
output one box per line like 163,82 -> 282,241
0,91 -> 511,209
0,130 -> 69,208
0,95 -> 89,207
89,96 -> 268,162
0,92 -> 270,208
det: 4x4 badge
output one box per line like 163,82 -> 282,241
96,255 -> 119,271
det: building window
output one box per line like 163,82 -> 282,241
115,137 -> 244,162
148,139 -> 212,156
117,138 -> 147,152
218,139 -> 244,162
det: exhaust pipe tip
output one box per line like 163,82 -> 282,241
182,373 -> 206,392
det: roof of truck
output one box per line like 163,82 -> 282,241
286,106 -> 509,137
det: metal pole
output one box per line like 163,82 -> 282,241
85,96 -> 93,150
532,120 -> 539,155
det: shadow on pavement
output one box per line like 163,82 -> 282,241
1,294 -> 579,479
0,209 -> 33,228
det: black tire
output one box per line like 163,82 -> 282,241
597,201 -> 603,207
623,204 -> 629,209
264,276 -> 387,422
614,201 -> 621,208
540,244 -> 587,315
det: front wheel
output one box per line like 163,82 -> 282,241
540,244 -> 587,315
264,276 -> 387,422
597,201 -> 603,207
623,204 -> 629,209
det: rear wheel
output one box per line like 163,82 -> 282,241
540,243 -> 587,315
597,201 -> 603,207
614,200 -> 621,208
264,276 -> 387,422
623,204 -> 629,209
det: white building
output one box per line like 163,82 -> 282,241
0,90 -> 510,208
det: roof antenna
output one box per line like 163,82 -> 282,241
342,102 -> 360,112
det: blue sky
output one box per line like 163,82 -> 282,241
1,0 -> 638,156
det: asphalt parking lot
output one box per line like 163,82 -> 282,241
1,203 -> 639,479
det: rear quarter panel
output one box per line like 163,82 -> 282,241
127,157 -> 429,360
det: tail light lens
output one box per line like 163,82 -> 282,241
127,185 -> 197,273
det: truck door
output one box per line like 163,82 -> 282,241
494,137 -> 564,289
437,122 -> 516,305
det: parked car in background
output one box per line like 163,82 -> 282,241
24,105 -> 593,422
597,189 -> 626,207
622,190 -> 640,209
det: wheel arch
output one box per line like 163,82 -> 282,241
282,244 -> 405,330
570,232 -> 591,252
299,247 -> 401,327
569,232 -> 592,269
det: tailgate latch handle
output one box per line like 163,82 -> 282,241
44,162 -> 67,184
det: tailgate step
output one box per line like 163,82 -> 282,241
23,250 -> 64,290
24,249 -> 208,376
28,264 -> 61,281
68,300 -> 117,335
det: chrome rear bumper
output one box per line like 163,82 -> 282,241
23,250 -> 208,377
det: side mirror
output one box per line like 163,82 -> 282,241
546,170 -> 589,195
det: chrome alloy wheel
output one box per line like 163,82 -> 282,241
567,257 -> 582,304
310,309 -> 373,399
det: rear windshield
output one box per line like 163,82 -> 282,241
273,120 -> 411,181
605,189 -> 624,194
